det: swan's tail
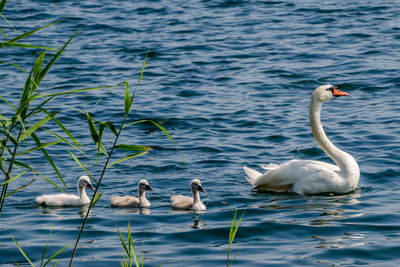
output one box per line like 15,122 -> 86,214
243,165 -> 262,186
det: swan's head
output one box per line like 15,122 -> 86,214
78,175 -> 95,190
312,84 -> 349,103
138,179 -> 153,192
191,179 -> 205,193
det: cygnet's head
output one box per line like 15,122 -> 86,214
78,175 -> 95,190
312,84 -> 349,103
138,179 -> 153,192
191,179 -> 205,193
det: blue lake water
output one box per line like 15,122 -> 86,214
1,0 -> 400,266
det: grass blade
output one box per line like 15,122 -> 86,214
9,20 -> 62,43
10,234 -> 35,267
31,133 -> 68,191
0,42 -> 59,51
40,85 -> 116,98
90,192 -> 102,209
0,171 -> 25,186
0,0 -> 7,13
18,112 -> 58,142
86,110 -> 99,144
15,140 -> 60,156
0,61 -> 27,73
68,151 -> 96,183
124,81 -> 131,117
3,175 -> 35,199
100,121 -> 118,136
40,225 -> 54,266
107,151 -> 148,168
114,144 -> 150,151
117,224 -> 129,256
43,243 -> 71,267
38,30 -> 78,83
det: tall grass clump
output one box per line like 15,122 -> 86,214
0,0 -> 85,214
116,222 -> 144,267
2,1 -> 175,265
0,14 -> 118,215
11,226 -> 70,266
68,48 -> 178,266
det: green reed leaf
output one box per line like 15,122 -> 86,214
31,133 -> 68,191
0,61 -> 27,73
18,112 -> 58,142
107,151 -> 148,168
86,111 -> 99,144
124,81 -> 131,117
11,234 -> 35,267
42,108 -> 82,148
40,85 -> 116,98
15,140 -> 60,156
38,30 -> 78,83
68,151 -> 96,183
3,174 -> 35,199
0,0 -> 7,13
0,42 -> 59,51
103,121 -> 118,136
9,20 -> 62,43
90,192 -> 103,210
10,159 -> 64,192
0,170 -> 25,186
114,144 -> 150,151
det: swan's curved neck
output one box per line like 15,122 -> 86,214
78,185 -> 88,200
309,98 -> 358,176
139,190 -> 147,201
192,190 -> 201,205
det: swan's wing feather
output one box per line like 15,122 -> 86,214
36,193 -> 80,206
260,163 -> 280,170
171,195 -> 193,210
243,165 -> 262,186
254,159 -> 341,193
111,196 -> 140,207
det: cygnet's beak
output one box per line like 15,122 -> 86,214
87,183 -> 95,191
198,185 -> 206,193
145,185 -> 153,191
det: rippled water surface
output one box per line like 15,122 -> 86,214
1,0 -> 400,266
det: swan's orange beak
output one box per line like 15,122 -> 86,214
332,87 -> 349,97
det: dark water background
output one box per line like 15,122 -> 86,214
1,0 -> 400,266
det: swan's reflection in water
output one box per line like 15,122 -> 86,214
251,188 -> 363,226
312,232 -> 366,249
192,218 -> 202,229
111,207 -> 152,215
36,204 -> 91,218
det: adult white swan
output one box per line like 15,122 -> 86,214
243,84 -> 360,195
36,175 -> 95,206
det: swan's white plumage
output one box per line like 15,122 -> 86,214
111,179 -> 152,208
244,85 -> 360,195
36,176 -> 94,206
171,179 -> 206,211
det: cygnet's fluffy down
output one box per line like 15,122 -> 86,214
171,179 -> 206,211
36,175 -> 95,207
111,179 -> 153,208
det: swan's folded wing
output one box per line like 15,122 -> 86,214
111,195 -> 140,207
171,195 -> 193,210
260,163 -> 280,171
243,165 -> 262,186
254,159 -> 340,192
